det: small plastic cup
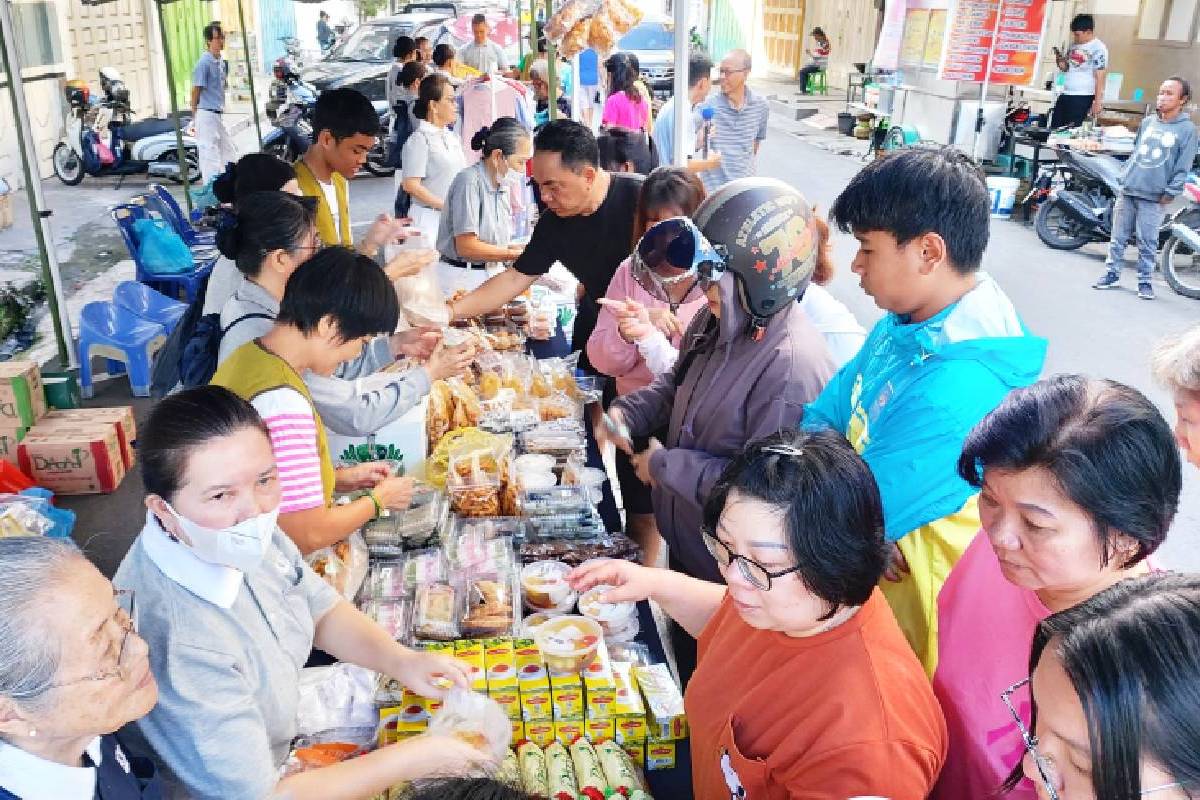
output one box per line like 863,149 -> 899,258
575,467 -> 608,505
517,471 -> 558,491
533,615 -> 603,674
521,560 -> 573,610
578,584 -> 638,636
515,453 -> 557,475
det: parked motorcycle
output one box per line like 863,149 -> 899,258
1158,174 -> 1200,299
1033,146 -> 1126,250
262,58 -> 316,163
363,100 -> 395,178
53,68 -> 199,186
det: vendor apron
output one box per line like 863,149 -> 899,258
409,204 -> 442,248
436,259 -> 504,295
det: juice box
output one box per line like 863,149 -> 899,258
584,717 -> 614,743
646,740 -> 676,771
621,740 -> 645,769
614,715 -> 648,744
612,661 -> 646,716
514,637 -> 549,691
551,685 -> 585,719
488,686 -> 521,721
633,663 -> 688,741
454,639 -> 487,691
581,638 -> 616,693
509,719 -> 525,743
525,720 -> 556,748
585,682 -> 617,720
520,687 -> 553,722
554,717 -> 585,745
548,664 -> 582,691
484,637 -> 518,690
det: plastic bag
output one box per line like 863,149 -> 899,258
0,493 -> 54,538
394,259 -> 450,328
427,687 -> 512,762
133,218 -> 193,275
296,663 -> 380,736
544,0 -> 602,40
307,532 -> 370,600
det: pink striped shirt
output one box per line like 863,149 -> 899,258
252,388 -> 326,514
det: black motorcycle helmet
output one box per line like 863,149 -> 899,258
692,178 -> 819,339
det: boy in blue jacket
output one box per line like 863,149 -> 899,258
804,147 -> 1048,674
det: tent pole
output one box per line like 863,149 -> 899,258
546,0 -> 557,121
671,0 -> 690,166
0,0 -> 74,368
155,0 -> 194,213
973,0 -> 1005,160
517,0 -> 524,64
236,0 -> 263,148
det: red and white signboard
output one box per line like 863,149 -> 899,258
938,0 -> 1049,86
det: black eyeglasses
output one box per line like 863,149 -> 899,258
702,531 -> 801,591
45,590 -> 137,691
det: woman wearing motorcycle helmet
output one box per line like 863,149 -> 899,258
603,178 -> 835,681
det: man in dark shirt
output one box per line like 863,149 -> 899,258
447,119 -> 643,367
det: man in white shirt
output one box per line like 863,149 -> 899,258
653,50 -> 721,176
1051,14 -> 1108,128
458,14 -> 510,75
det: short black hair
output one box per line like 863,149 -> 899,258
598,127 -> 659,174
211,153 -> 296,205
1070,13 -> 1095,32
277,246 -> 399,341
433,43 -> 455,67
203,22 -> 223,42
534,119 -> 599,171
1010,572 -> 1200,798
141,386 -> 269,502
311,87 -> 379,141
1166,74 -> 1193,101
471,13 -> 487,25
703,429 -> 889,619
393,35 -> 416,60
215,191 -> 317,278
688,51 -> 713,87
399,60 -> 426,90
829,146 -> 990,273
959,375 -> 1181,569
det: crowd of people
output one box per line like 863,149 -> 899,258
3,22 -> 1200,800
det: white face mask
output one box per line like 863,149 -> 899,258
163,502 -> 280,572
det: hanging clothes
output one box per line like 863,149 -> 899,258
456,75 -> 535,165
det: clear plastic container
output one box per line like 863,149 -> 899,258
519,532 -> 641,566
402,549 -> 448,593
365,596 -> 411,642
519,484 -> 591,517
448,480 -> 503,518
578,585 -> 638,637
461,570 -> 518,638
412,582 -> 461,641
514,453 -> 557,475
524,510 -> 606,540
368,559 -> 408,599
572,467 -> 608,505
533,615 -> 602,673
516,470 -> 558,491
521,560 -> 573,610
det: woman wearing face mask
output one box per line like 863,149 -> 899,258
113,386 -> 494,799
569,429 -> 947,799
216,191 -> 472,437
402,74 -> 466,246
1008,572 -> 1200,800
0,537 -> 160,800
433,118 -> 532,295
930,375 -> 1180,800
213,247 -> 419,555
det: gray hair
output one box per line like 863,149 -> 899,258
1151,325 -> 1200,393
728,48 -> 752,72
0,537 -> 85,706
528,59 -> 552,84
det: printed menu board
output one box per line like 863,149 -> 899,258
938,0 -> 1048,85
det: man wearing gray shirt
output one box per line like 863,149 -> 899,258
190,22 -> 238,183
458,14 -> 510,75
701,49 -> 770,193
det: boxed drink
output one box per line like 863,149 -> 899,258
514,638 -> 549,691
525,720 -> 556,748
551,685 -> 584,719
584,717 -> 614,743
0,361 -> 45,428
484,637 -> 518,690
509,719 -> 525,743
581,638 -> 616,693
18,426 -> 125,494
614,715 -> 648,744
553,717 -> 584,745
42,407 -> 136,468
488,686 -> 521,721
548,664 -> 582,691
454,639 -> 487,692
621,741 -> 645,769
585,682 -> 617,720
519,688 -> 552,722
633,663 -> 688,741
646,740 -> 676,771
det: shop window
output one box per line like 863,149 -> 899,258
1137,0 -> 1200,42
10,1 -> 63,67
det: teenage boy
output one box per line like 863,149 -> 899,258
190,22 -> 237,184
1094,76 -> 1197,300
1051,14 -> 1108,127
804,147 -> 1048,675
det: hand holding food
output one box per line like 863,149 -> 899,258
373,475 -> 415,510
384,247 -> 437,281
393,647 -> 472,697
568,558 -> 656,604
426,343 -> 475,381
393,326 -> 442,359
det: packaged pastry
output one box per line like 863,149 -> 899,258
544,740 -> 579,800
427,381 -> 454,451
569,736 -> 609,797
402,549 -> 447,592
517,740 -> 549,797
521,561 -> 573,610
544,0 -> 600,40
514,453 -> 557,475
632,663 -> 688,740
461,575 -> 517,638
519,484 -> 591,517
413,582 -> 460,640
523,510 -> 606,541
606,0 -> 644,34
367,559 -> 407,598
596,738 -> 640,794
447,377 -> 482,430
498,748 -> 521,787
578,585 -> 638,637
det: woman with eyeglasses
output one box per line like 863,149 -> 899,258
0,537 -> 160,799
114,386 -> 495,799
570,428 -> 947,799
930,375 -> 1180,800
1007,571 -> 1200,800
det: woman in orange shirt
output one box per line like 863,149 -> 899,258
571,428 -> 948,799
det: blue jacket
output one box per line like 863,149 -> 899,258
804,273 -> 1047,541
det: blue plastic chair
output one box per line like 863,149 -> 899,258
110,204 -> 215,303
114,280 -> 187,334
139,192 -> 219,260
77,301 -> 168,398
149,183 -> 217,246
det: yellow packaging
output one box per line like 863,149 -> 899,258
489,686 -> 521,721
520,687 -> 553,722
548,665 -> 582,690
510,719 -> 525,743
612,661 -> 646,716
621,740 -> 645,768
554,717 -> 585,745
614,715 -> 647,744
585,682 -> 617,720
581,638 -> 616,692
514,637 -> 549,691
584,718 -> 614,743
525,720 -> 556,748
646,740 -> 676,771
633,663 -> 688,741
454,639 -> 487,691
378,705 -> 403,746
484,637 -> 518,690
551,685 -> 585,719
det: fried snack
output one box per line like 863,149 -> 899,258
518,740 -> 549,797
453,730 -> 490,750
596,739 -> 640,794
449,484 -> 502,517
538,397 -> 574,423
427,380 -> 454,451
449,378 -> 481,429
569,737 -> 609,797
606,0 -> 643,34
545,0 -> 597,40
587,7 -> 617,54
545,741 -> 579,800
560,18 -> 590,58
480,371 -> 502,400
530,371 -> 552,398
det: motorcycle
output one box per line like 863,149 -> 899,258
53,67 -> 199,186
1033,146 -> 1126,251
363,100 -> 396,178
1158,174 -> 1200,299
262,58 -> 317,163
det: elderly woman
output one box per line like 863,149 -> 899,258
570,429 -> 947,799
114,386 -> 495,799
1151,323 -> 1200,469
930,375 -> 1181,800
1012,572 -> 1200,800
0,537 -> 160,799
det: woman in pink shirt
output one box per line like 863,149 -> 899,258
930,374 -> 1180,800
602,52 -> 651,132
587,167 -> 708,565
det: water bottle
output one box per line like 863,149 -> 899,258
700,106 -> 715,158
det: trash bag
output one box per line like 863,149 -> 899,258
133,218 -> 192,275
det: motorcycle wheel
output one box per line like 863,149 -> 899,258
52,143 -> 85,186
1161,233 -> 1200,299
161,149 -> 201,185
1034,200 -> 1090,250
263,138 -> 296,163
363,147 -> 395,177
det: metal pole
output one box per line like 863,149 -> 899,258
0,0 -> 74,368
671,0 -> 690,167
517,0 -> 524,65
545,0 -> 558,121
972,0 -> 1005,160
154,0 -> 194,213
236,0 -> 263,148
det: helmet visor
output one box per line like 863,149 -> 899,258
630,217 -> 725,307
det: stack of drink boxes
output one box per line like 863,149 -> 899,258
377,636 -> 688,771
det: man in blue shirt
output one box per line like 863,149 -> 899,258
653,50 -> 721,177
190,22 -> 238,184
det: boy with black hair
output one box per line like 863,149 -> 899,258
190,22 -> 237,183
804,147 -> 1047,675
1051,14 -> 1108,127
652,50 -> 722,176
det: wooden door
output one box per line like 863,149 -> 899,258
763,0 -> 804,76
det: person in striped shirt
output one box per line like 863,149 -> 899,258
701,49 -> 771,194
212,247 -> 415,554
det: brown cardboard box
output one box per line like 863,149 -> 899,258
18,425 -> 126,494
0,361 -> 45,428
0,424 -> 27,466
41,407 -> 136,468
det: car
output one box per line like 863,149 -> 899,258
421,10 -> 521,70
301,3 -> 459,100
618,17 -> 675,98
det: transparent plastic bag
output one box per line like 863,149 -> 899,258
427,687 -> 512,762
395,259 -> 450,328
307,532 -> 370,600
0,493 -> 56,538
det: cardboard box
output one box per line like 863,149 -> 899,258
42,407 -> 136,468
514,638 -> 549,691
646,740 -> 677,771
454,639 -> 487,691
18,426 -> 125,495
553,717 -> 584,745
519,688 -> 552,722
525,720 -> 556,748
484,637 -> 518,691
633,663 -> 688,741
586,683 -> 617,720
0,361 -> 45,428
584,717 -> 614,743
551,685 -> 585,719
32,417 -> 129,472
621,741 -> 645,769
548,665 -> 582,691
0,424 -> 26,466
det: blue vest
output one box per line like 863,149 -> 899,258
0,734 -> 161,800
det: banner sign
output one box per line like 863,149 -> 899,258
938,0 -> 1048,85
